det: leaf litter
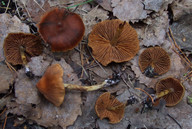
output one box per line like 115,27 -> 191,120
1,0 -> 192,128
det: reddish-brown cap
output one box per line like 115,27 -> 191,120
36,64 -> 65,106
139,46 -> 170,78
3,33 -> 43,65
88,19 -> 139,66
155,77 -> 185,106
38,8 -> 85,52
95,92 -> 125,124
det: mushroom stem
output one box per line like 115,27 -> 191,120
63,81 -> 107,91
19,46 -> 27,65
107,103 -> 125,111
110,21 -> 126,46
156,89 -> 170,98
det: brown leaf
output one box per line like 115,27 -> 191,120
0,63 -> 15,93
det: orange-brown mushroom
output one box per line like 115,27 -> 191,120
95,92 -> 125,124
38,8 -> 85,52
155,77 -> 185,106
88,19 -> 139,66
3,33 -> 43,65
36,64 -> 119,106
139,46 -> 170,78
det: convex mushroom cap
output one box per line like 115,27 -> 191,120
38,8 -> 85,52
3,33 -> 43,65
88,19 -> 139,66
139,46 -> 170,78
95,92 -> 125,124
36,64 -> 65,107
155,77 -> 185,106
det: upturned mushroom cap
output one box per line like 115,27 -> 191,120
36,64 -> 65,107
88,19 -> 139,66
38,8 -> 85,52
3,33 -> 43,65
155,77 -> 185,106
139,46 -> 170,78
95,92 -> 125,124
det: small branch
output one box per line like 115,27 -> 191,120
167,113 -> 182,129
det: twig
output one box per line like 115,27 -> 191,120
87,44 -> 108,75
167,113 -> 182,129
5,60 -> 17,73
80,43 -> 85,78
74,48 -> 89,58
135,88 -> 154,104
33,0 -> 45,12
3,114 -> 7,129
4,0 -> 10,13
0,108 -> 6,116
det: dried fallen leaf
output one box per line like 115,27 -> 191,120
139,12 -> 169,47
97,0 -> 113,11
0,63 -> 15,93
0,13 -> 30,62
83,5 -> 108,36
28,56 -> 51,77
8,59 -> 82,129
171,0 -> 192,20
111,0 -> 148,22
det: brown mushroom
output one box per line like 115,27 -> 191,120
95,92 -> 125,124
155,77 -> 185,106
3,33 -> 43,65
88,19 -> 139,66
139,46 -> 170,78
36,64 -> 119,106
38,8 -> 85,52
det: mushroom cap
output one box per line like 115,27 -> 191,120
155,77 -> 185,106
95,92 -> 125,124
88,19 -> 139,66
38,8 -> 85,52
3,33 -> 43,65
36,64 -> 65,106
139,46 -> 170,77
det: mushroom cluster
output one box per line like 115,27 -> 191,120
88,19 -> 139,66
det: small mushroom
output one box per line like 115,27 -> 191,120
95,92 -> 125,124
139,46 -> 170,78
88,19 -> 139,66
38,8 -> 85,52
36,64 -> 120,107
3,33 -> 43,65
155,77 -> 185,106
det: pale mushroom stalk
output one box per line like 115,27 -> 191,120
110,21 -> 126,46
19,46 -> 34,78
64,74 -> 120,91
155,89 -> 170,98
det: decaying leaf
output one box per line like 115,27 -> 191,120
111,0 -> 149,22
0,13 -> 30,62
28,56 -> 51,77
8,58 -> 82,129
83,5 -> 108,36
97,0 -> 113,11
48,0 -> 82,7
0,63 -> 15,93
15,69 -> 40,104
130,42 -> 185,87
139,12 -> 169,47
21,0 -> 53,23
170,14 -> 192,52
171,0 -> 192,20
